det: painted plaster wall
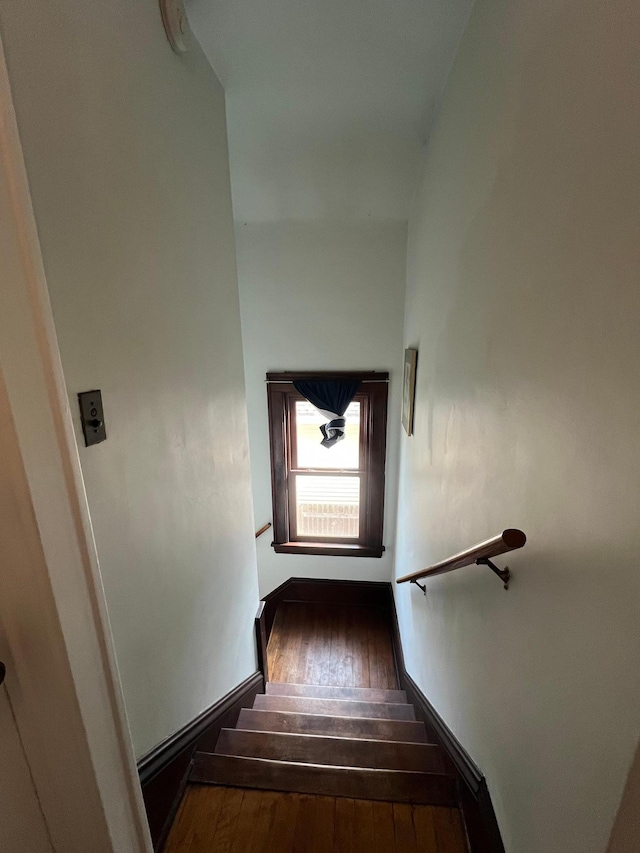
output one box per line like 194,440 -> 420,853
0,0 -> 260,756
236,220 -> 406,596
393,0 -> 640,851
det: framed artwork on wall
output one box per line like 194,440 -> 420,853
402,348 -> 417,436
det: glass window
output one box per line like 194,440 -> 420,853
266,373 -> 388,557
295,400 -> 360,469
295,475 -> 360,538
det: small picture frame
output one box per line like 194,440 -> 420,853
402,348 -> 418,436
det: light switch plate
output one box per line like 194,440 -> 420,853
78,390 -> 107,447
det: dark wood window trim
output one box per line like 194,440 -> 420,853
266,371 -> 388,558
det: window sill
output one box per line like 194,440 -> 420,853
272,542 -> 384,558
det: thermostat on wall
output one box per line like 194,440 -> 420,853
159,0 -> 189,53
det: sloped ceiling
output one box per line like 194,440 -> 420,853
188,0 -> 472,221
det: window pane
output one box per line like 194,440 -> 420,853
295,401 -> 360,469
295,475 -> 359,538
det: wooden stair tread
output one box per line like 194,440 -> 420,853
236,708 -> 430,743
191,753 -> 457,806
215,728 -> 446,772
266,682 -> 407,704
253,694 -> 416,720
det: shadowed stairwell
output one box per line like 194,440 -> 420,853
164,602 -> 469,851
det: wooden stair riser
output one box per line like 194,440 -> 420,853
253,694 -> 416,721
215,728 -> 446,773
266,682 -> 407,704
191,753 -> 457,807
236,709 -> 430,743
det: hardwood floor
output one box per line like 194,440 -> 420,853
267,602 -> 398,689
164,785 -> 468,852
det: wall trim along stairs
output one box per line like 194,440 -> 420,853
387,588 -> 505,853
399,670 -> 505,853
261,575 -> 393,637
138,671 -> 264,851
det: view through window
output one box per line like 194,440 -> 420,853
294,400 -> 361,539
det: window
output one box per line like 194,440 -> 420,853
267,372 -> 388,557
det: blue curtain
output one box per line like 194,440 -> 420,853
293,378 -> 360,448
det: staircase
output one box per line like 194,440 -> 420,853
191,682 -> 457,807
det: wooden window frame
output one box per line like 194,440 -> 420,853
266,371 -> 388,557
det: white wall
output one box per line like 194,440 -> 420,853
0,0 -> 259,757
236,220 -> 406,596
188,0 -> 471,224
393,0 -> 640,851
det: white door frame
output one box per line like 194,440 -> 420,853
0,29 -> 152,853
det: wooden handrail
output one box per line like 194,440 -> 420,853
255,522 -> 272,539
396,529 -> 526,590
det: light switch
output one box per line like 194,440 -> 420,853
78,390 -> 107,446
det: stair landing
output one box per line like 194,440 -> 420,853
165,784 -> 469,852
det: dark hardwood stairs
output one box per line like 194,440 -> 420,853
190,682 -> 457,806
